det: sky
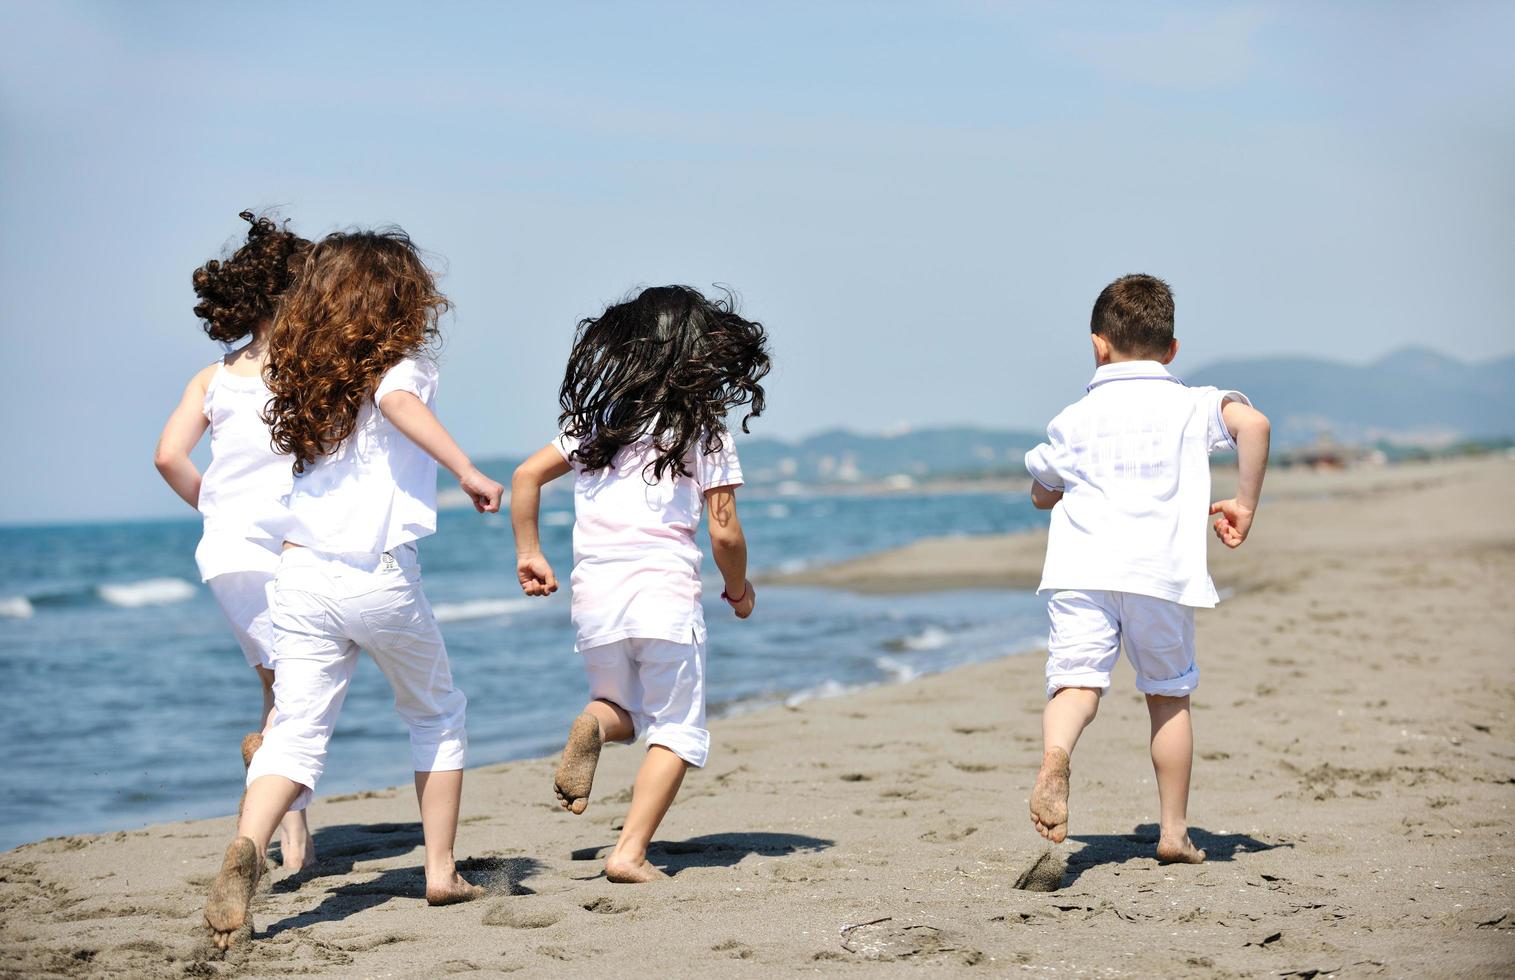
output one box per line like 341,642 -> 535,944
1,1 -> 1511,524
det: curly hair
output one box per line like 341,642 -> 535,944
191,211 -> 310,344
559,285 -> 771,482
264,229 -> 448,474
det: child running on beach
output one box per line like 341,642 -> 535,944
154,211 -> 316,870
1023,274 -> 1270,864
202,229 -> 504,948
511,285 -> 770,883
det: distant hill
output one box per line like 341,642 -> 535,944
1188,347 -> 1515,447
735,426 -> 1043,487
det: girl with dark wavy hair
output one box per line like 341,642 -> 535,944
202,229 -> 504,949
153,210 -> 316,871
511,284 -> 771,883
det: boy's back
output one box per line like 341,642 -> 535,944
1025,361 -> 1246,608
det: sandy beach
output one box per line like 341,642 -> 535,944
3,457 -> 1512,978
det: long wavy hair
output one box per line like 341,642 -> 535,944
191,211 -> 310,343
264,229 -> 448,474
558,285 -> 771,481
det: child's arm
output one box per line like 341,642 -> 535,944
378,391 -> 504,512
1210,399 -> 1271,548
510,445 -> 571,596
153,365 -> 217,509
1030,481 -> 1064,510
706,487 -> 754,619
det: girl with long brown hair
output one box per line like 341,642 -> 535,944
202,228 -> 504,949
154,211 -> 316,870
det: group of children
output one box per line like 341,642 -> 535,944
155,213 -> 1267,949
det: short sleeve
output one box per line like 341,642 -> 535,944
553,432 -> 581,470
1024,419 -> 1068,492
695,432 -> 743,492
1199,387 -> 1251,453
374,356 -> 439,405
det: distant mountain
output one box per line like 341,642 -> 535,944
1187,347 -> 1515,446
735,426 -> 1043,487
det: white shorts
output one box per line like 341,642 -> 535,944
207,570 -> 276,670
582,635 -> 708,768
1044,590 -> 1198,699
246,544 -> 467,811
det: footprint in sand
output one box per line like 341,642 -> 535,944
1012,848 -> 1067,891
581,896 -> 634,914
481,901 -> 563,929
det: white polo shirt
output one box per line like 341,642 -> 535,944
283,357 -> 441,556
1024,361 -> 1249,608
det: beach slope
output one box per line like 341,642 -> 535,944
3,458 -> 1512,977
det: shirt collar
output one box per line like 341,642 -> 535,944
1086,360 -> 1183,392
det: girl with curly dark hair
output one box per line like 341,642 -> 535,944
202,228 -> 503,950
153,210 -> 316,870
511,284 -> 771,883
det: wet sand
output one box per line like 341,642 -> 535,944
3,457 -> 1512,977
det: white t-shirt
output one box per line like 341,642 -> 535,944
554,429 -> 743,650
195,364 -> 291,580
1024,361 -> 1249,608
284,357 -> 440,556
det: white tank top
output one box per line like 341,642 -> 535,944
194,364 -> 293,580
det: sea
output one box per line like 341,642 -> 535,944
0,490 -> 1049,851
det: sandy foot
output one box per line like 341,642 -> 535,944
1030,747 -> 1071,843
554,713 -> 603,815
426,872 -> 486,906
240,732 -> 263,768
204,837 -> 261,950
1156,834 -> 1207,864
606,857 -> 668,883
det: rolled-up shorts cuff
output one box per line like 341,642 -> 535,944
646,723 -> 709,768
1135,664 -> 1200,697
245,755 -> 317,813
1046,670 -> 1112,701
410,734 -> 468,773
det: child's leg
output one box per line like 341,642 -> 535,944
251,665 -> 314,870
414,769 -> 485,904
604,636 -> 707,883
1147,695 -> 1205,863
606,747 -> 687,882
1032,687 -> 1099,842
556,642 -> 641,814
206,774 -> 306,950
1033,590 -> 1121,843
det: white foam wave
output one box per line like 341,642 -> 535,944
97,577 -> 197,608
873,655 -> 920,683
542,511 -> 574,527
0,596 -> 34,619
764,504 -> 791,519
899,626 -> 951,651
431,598 -> 535,623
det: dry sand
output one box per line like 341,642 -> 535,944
3,457 -> 1512,978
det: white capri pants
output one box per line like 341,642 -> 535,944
246,544 -> 467,811
582,635 -> 708,768
207,570 -> 276,670
1045,589 -> 1198,700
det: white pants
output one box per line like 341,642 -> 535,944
247,544 -> 467,811
207,571 -> 276,670
1045,590 -> 1198,699
582,635 -> 708,768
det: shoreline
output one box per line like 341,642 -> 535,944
3,456 -> 1513,977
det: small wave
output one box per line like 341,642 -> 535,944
773,558 -> 809,575
97,578 -> 197,608
542,511 -> 574,527
0,596 -> 34,619
783,679 -> 865,707
884,625 -> 952,652
873,654 -> 920,683
764,504 -> 791,519
432,598 -> 535,623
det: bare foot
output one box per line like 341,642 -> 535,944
240,732 -> 263,769
279,820 -> 315,871
426,871 -> 486,906
554,713 -> 603,815
1030,747 -> 1071,843
605,856 -> 667,883
204,837 -> 261,950
1156,834 -> 1206,864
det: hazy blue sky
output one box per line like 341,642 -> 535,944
2,1 -> 1511,523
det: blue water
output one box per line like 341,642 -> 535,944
0,491 -> 1048,851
